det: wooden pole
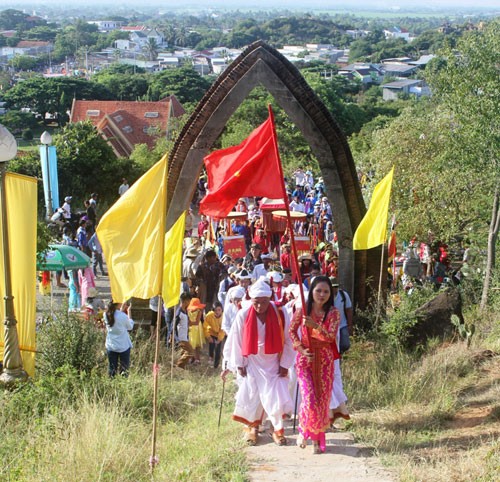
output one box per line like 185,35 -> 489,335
268,105 -> 310,345
375,245 -> 385,326
150,298 -> 163,471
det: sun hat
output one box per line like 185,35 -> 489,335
88,287 -> 98,298
187,298 -> 206,311
185,246 -> 199,258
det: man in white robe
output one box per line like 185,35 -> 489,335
222,278 -> 295,446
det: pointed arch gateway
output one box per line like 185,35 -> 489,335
166,41 -> 381,308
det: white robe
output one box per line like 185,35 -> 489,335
224,303 -> 295,430
329,329 -> 348,409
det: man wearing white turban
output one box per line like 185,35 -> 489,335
222,278 -> 295,446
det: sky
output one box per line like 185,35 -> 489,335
3,0 -> 500,8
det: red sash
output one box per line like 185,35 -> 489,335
241,304 -> 284,356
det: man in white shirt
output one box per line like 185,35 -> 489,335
62,196 -> 72,221
118,178 -> 129,196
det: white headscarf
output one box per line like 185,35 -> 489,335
248,277 -> 272,298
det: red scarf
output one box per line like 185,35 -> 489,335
241,304 -> 284,356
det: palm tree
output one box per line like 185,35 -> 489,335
143,38 -> 159,61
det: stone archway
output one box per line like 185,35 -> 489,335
166,41 -> 380,308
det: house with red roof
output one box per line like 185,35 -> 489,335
69,96 -> 185,158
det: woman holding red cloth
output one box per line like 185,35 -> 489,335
290,275 -> 340,454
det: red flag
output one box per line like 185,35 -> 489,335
387,216 -> 397,262
200,115 -> 282,218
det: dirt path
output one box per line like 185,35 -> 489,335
247,422 -> 395,482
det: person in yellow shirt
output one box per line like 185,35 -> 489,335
188,298 -> 206,365
204,301 -> 225,368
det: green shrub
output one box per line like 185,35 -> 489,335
37,312 -> 104,375
380,284 -> 436,346
21,128 -> 33,141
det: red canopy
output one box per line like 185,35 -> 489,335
259,197 -> 285,210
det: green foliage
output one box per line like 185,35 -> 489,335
52,20 -> 99,60
36,220 -> 53,262
37,313 -> 103,375
380,285 -> 437,346
0,8 -> 46,31
450,314 -> 476,347
8,55 -> 39,71
353,101 -> 493,244
21,128 -> 33,140
147,67 -> 212,104
3,77 -> 111,125
92,71 -> 149,101
53,121 -> 137,205
0,109 -> 38,135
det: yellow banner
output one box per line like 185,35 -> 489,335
0,172 -> 38,377
97,155 -> 168,303
162,212 -> 186,308
353,167 -> 394,250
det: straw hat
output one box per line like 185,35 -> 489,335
185,246 -> 200,259
187,298 -> 206,311
88,287 -> 98,298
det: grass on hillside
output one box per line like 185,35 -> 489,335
343,304 -> 500,482
0,362 -> 247,482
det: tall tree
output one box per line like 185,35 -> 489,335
3,76 -> 111,125
428,20 -> 500,309
143,37 -> 159,61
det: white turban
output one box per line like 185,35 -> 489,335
249,278 -> 272,298
231,286 -> 246,300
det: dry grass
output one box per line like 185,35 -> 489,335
345,306 -> 500,482
0,365 -> 247,482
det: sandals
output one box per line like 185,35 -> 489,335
296,434 -> 306,449
272,430 -> 287,446
245,427 -> 258,446
312,442 -> 321,454
330,411 -> 351,424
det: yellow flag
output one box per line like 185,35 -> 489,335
162,212 -> 186,308
353,167 -> 394,250
97,156 -> 167,303
0,172 -> 37,377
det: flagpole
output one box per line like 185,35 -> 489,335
267,105 -> 310,344
375,244 -> 385,325
150,157 -> 169,473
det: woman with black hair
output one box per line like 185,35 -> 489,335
289,275 -> 340,454
104,300 -> 134,377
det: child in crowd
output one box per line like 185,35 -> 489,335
187,297 -> 206,365
204,301 -> 225,369
175,292 -> 194,368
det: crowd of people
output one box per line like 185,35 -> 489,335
143,168 -> 354,453
45,166 -> 470,448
